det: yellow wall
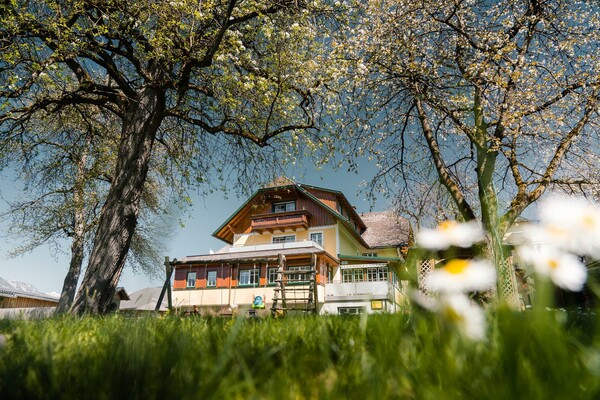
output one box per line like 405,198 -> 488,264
337,222 -> 400,258
231,223 -> 398,260
233,226 -> 337,255
374,248 -> 399,258
338,223 -> 358,256
309,226 -> 337,255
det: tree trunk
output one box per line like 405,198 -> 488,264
56,231 -> 85,313
56,137 -> 90,313
71,85 -> 165,315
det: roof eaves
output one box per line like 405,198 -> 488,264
211,188 -> 262,242
338,254 -> 404,262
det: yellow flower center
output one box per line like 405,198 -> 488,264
548,259 -> 559,269
444,259 -> 470,274
439,220 -> 456,231
582,215 -> 596,229
547,225 -> 567,237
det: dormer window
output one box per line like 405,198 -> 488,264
273,200 -> 296,213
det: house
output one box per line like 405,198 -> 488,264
171,179 -> 412,316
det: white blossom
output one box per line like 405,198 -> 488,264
416,220 -> 485,250
536,196 -> 600,259
412,291 -> 487,341
426,258 -> 496,293
517,245 -> 587,292
440,293 -> 487,341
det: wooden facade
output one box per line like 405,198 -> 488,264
0,296 -> 57,308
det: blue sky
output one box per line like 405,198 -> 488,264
0,163 -> 393,294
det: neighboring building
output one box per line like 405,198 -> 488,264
0,277 -> 59,309
108,287 -> 130,312
171,179 -> 412,316
0,278 -> 59,319
120,287 -> 169,313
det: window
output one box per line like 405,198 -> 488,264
186,272 -> 197,288
362,252 -> 377,257
338,307 -> 365,315
288,266 -> 310,282
239,269 -> 259,286
273,235 -> 295,244
268,268 -> 279,285
310,232 -> 323,246
327,265 -> 333,283
366,266 -> 388,282
342,268 -> 365,283
273,201 -> 296,213
207,270 -> 217,287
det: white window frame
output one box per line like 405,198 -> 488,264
310,232 -> 323,246
342,268 -> 365,283
366,266 -> 388,282
186,271 -> 197,288
288,266 -> 310,282
206,270 -> 217,287
273,201 -> 296,213
239,269 -> 259,286
338,307 -> 365,315
272,235 -> 295,244
268,267 -> 279,285
362,252 -> 377,257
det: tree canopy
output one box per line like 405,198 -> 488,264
0,0 -> 336,313
335,0 -> 600,236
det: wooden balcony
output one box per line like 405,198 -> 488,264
251,210 -> 311,233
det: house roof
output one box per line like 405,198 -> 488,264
114,287 -> 130,301
175,244 -> 328,265
119,287 -> 168,311
0,277 -> 59,303
212,180 -> 370,247
360,211 -> 411,248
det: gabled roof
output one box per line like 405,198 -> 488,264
212,180 -> 369,246
360,211 -> 411,248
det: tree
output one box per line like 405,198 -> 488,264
335,0 -> 600,292
0,0 -> 333,313
0,105 -> 173,312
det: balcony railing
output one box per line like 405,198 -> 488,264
250,210 -> 311,233
325,281 -> 392,299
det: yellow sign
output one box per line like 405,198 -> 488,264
371,300 -> 383,310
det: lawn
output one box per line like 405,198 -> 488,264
0,308 -> 598,399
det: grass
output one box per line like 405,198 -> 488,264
0,308 -> 598,399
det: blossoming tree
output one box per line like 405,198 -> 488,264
335,0 -> 600,291
0,0 -> 336,314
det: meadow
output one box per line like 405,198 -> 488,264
0,307 -> 598,400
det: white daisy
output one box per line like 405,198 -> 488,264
537,196 -> 600,258
439,293 -> 487,341
517,245 -> 588,292
412,291 -> 486,341
416,220 -> 485,250
426,258 -> 496,293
